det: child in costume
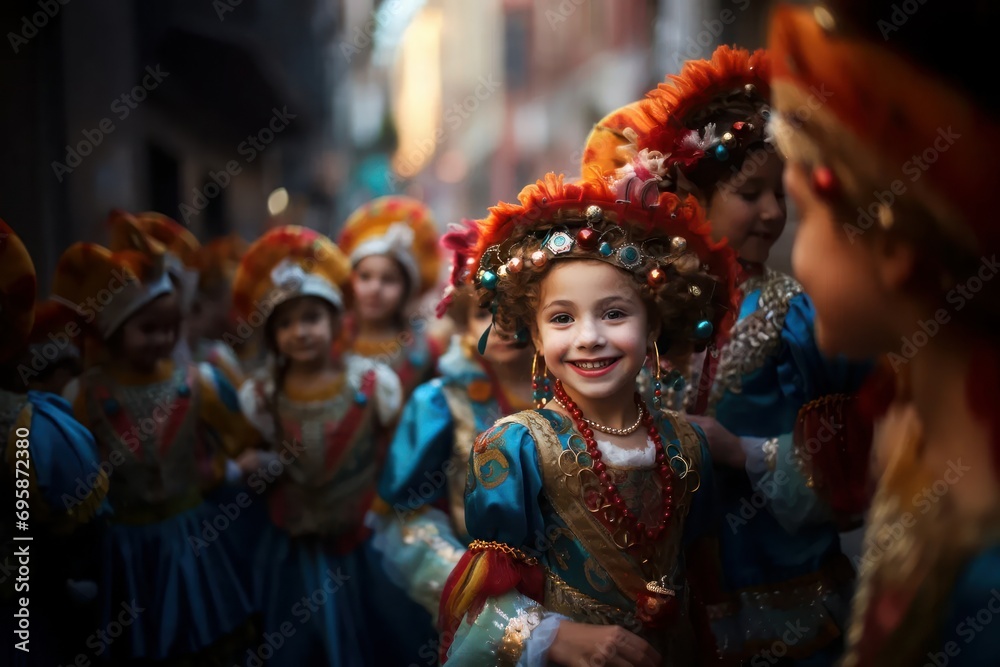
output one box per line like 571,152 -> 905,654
191,233 -> 250,387
233,226 -> 403,666
0,220 -> 108,667
53,219 -> 256,665
22,299 -> 84,395
337,195 -> 444,398
582,45 -> 873,665
112,210 -> 202,368
438,174 -> 737,665
371,219 -> 535,624
768,2 -> 1000,664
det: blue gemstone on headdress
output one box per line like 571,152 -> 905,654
694,320 -> 714,339
618,245 -> 641,268
546,231 -> 574,255
714,145 -> 729,161
481,270 -> 498,290
598,242 -> 613,257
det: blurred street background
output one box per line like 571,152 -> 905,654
0,0 -> 784,293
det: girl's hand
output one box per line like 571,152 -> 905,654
686,415 -> 747,469
547,621 -> 660,667
236,449 -> 261,475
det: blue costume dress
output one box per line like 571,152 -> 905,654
0,389 -> 108,667
240,354 -> 418,666
373,336 -> 530,622
439,407 -> 715,666
66,360 -> 256,664
691,268 -> 873,665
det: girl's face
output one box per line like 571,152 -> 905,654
118,292 -> 181,373
271,296 -> 340,366
785,160 -> 896,357
467,305 -> 532,367
351,255 -> 408,326
707,149 -> 787,264
535,260 -> 652,408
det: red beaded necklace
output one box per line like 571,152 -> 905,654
551,380 -> 675,545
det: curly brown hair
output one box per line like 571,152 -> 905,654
468,175 -> 738,367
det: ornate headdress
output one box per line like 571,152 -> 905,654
27,299 -> 83,366
232,225 -> 351,324
337,195 -> 441,297
51,218 -> 174,340
109,210 -> 201,312
0,220 -> 37,363
197,233 -> 249,295
450,174 -> 737,355
582,45 -> 772,195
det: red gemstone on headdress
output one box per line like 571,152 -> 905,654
811,166 -> 839,198
732,121 -> 746,132
647,267 -> 666,287
576,227 -> 599,251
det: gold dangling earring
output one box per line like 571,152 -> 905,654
531,352 -> 552,409
651,342 -> 663,411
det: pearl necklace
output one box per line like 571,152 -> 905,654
553,396 -> 645,436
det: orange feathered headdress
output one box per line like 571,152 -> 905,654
0,220 -> 37,363
582,45 -> 771,192
197,233 -> 249,294
51,220 -> 174,340
27,299 -> 83,365
109,209 -> 202,312
338,195 -> 441,297
768,4 -> 999,256
232,225 -> 351,322
458,173 -> 738,354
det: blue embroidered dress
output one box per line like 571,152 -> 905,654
695,268 -> 873,664
65,360 -> 255,664
440,407 -> 714,666
374,336 -> 530,621
240,354 -> 413,666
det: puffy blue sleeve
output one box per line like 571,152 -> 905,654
936,543 -> 1000,664
14,391 -> 108,526
442,419 -> 567,666
716,293 -> 873,438
464,419 -> 548,545
377,379 -> 454,507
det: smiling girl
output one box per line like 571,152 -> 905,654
583,45 -> 874,665
437,174 -> 736,665
337,196 -> 443,399
234,226 -> 402,665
